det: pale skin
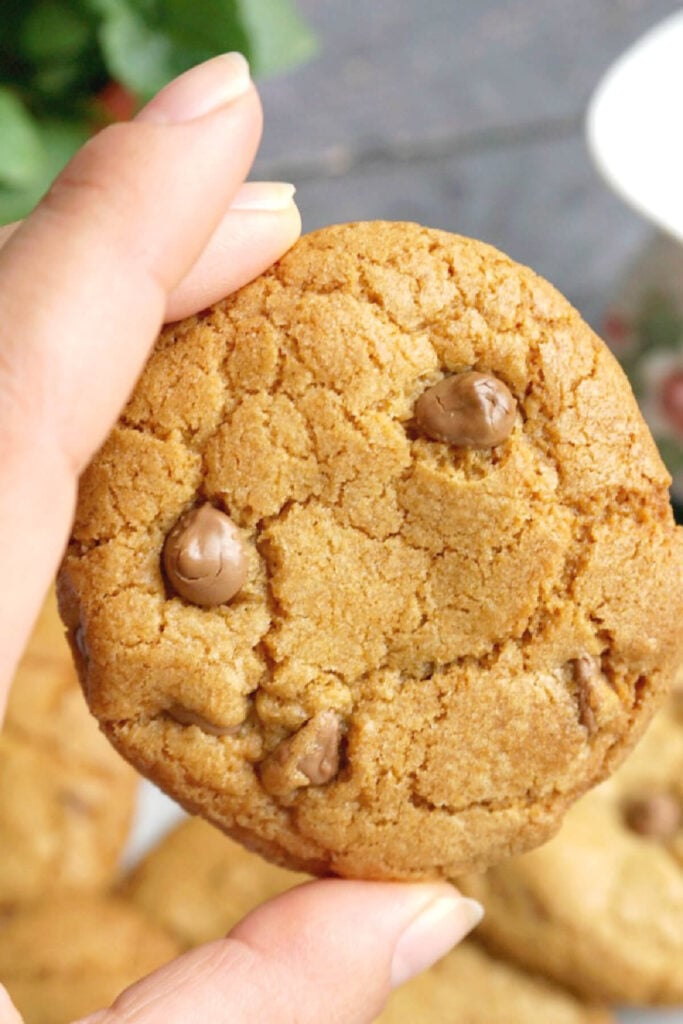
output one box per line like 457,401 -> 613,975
0,54 -> 482,1024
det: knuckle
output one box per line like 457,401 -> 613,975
0,337 -> 46,453
41,123 -> 146,219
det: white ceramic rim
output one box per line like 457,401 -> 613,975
586,10 -> 683,243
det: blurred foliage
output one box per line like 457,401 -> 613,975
0,0 -> 316,223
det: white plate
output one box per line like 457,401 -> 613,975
586,10 -> 683,242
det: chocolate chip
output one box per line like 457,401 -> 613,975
166,704 -> 242,738
260,711 -> 343,797
74,625 -> 88,660
296,712 -> 342,785
163,503 -> 247,607
624,793 -> 681,838
572,654 -> 600,688
59,789 -> 95,816
569,655 -> 603,735
415,371 -> 516,447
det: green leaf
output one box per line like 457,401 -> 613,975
94,0 -> 315,99
0,119 -> 90,224
95,0 -> 177,99
637,292 -> 683,354
235,0 -> 317,77
655,435 -> 683,476
0,87 -> 45,188
32,59 -> 91,98
0,0 -> 27,63
20,1 -> 92,62
158,0 -> 250,57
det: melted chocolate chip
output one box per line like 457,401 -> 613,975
569,655 -> 603,735
260,712 -> 343,797
166,704 -> 242,738
415,371 -> 516,447
163,504 -> 247,607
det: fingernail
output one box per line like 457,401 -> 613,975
136,52 -> 251,125
390,895 -> 484,988
230,182 -> 297,212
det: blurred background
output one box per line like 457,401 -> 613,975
254,0 -> 676,333
0,0 -> 675,327
2,0 -> 682,502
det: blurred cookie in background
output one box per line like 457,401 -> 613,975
125,815 -> 308,947
125,816 -> 611,1023
0,590 -> 137,907
601,234 -> 683,519
459,689 -> 683,1005
378,942 -> 614,1024
0,893 -> 179,1024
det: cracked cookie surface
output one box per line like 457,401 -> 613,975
58,221 -> 683,879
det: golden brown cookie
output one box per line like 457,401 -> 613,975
125,816 -> 611,1024
58,221 -> 683,880
0,592 -> 137,907
459,690 -> 683,1004
378,943 -> 614,1024
0,893 -> 179,1024
126,816 -> 307,948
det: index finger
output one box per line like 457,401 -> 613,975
0,54 -> 296,709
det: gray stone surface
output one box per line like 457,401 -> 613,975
257,0 -> 679,166
285,132 -> 652,331
252,0 -> 680,329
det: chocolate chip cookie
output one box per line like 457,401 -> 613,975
378,943 -> 614,1024
126,816 -> 308,948
58,221 -> 683,879
0,894 -> 179,1024
459,685 -> 683,1004
0,591 -> 137,906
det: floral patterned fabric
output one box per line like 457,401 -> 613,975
603,233 -> 683,518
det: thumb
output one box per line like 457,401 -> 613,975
75,880 -> 483,1024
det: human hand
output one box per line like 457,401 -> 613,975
0,54 -> 482,1024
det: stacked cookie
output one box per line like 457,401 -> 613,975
0,593 -> 179,1024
